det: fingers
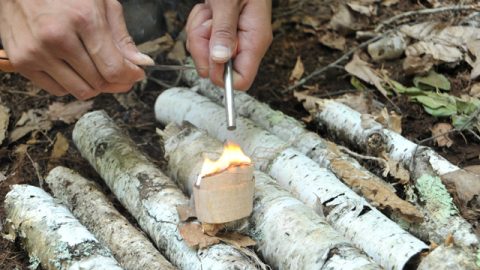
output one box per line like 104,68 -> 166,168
208,0 -> 245,63
186,4 -> 212,78
76,0 -> 145,85
23,71 -> 68,96
104,0 -> 154,66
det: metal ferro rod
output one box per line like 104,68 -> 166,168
224,59 -> 236,130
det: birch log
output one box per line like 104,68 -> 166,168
72,110 -> 267,270
155,88 -> 428,270
45,166 -> 176,270
4,184 -> 123,270
184,73 -> 423,222
309,99 -> 479,247
160,123 -> 382,270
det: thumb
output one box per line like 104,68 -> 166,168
105,0 -> 154,66
209,1 -> 243,63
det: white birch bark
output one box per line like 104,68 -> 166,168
312,99 -> 479,247
161,123 -> 382,270
155,88 -> 429,270
184,74 -> 422,222
4,184 -> 123,270
72,110 -> 267,270
45,166 -> 176,270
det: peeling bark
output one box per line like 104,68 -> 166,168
45,166 -> 176,270
184,73 -> 423,222
155,88 -> 428,270
161,123 -> 381,270
311,99 -> 479,248
72,110 -> 267,270
4,185 -> 122,270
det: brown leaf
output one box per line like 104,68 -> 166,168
441,169 -> 480,215
202,223 -> 224,237
10,109 -> 52,143
167,40 -> 187,63
331,158 -> 423,222
47,100 -> 94,124
319,32 -> 346,51
381,0 -> 399,6
403,54 -> 435,75
463,165 -> 480,175
431,123 -> 454,148
374,108 -> 402,134
469,83 -> 480,98
335,93 -> 370,114
293,90 -> 321,113
347,1 -> 377,16
345,54 -> 388,97
329,4 -> 368,34
0,102 -> 10,145
381,152 -> 410,184
179,223 -> 220,249
217,232 -> 256,249
137,34 -> 174,56
50,133 -> 69,160
289,56 -> 304,83
176,205 -> 197,222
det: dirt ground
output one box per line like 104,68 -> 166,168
1,1 -> 479,269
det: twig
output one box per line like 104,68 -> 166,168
375,5 -> 480,32
25,151 -> 44,188
288,31 -> 391,91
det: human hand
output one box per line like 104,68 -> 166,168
186,0 -> 272,91
0,0 -> 154,100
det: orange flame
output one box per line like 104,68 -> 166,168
197,142 -> 251,185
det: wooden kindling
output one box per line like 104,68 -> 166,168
72,110 -> 267,270
3,185 -> 123,270
154,88 -> 429,270
160,122 -> 382,270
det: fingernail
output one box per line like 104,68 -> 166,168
211,45 -> 231,62
202,19 -> 212,27
136,52 -> 155,66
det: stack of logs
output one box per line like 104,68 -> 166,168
2,71 -> 479,270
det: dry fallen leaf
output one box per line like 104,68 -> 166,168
176,205 -> 197,222
50,132 -> 69,160
289,56 -> 305,83
335,93 -> 370,114
374,108 -> 402,134
331,158 -> 423,222
345,54 -> 388,98
167,40 -> 187,63
137,34 -> 174,56
293,90 -> 322,113
403,54 -> 435,75
382,153 -> 410,184
10,109 -> 52,143
431,123 -> 454,148
47,100 -> 94,124
381,0 -> 399,6
217,232 -> 256,249
202,223 -> 224,237
405,42 -> 463,63
0,102 -> 10,146
319,31 -> 346,51
329,4 -> 368,34
469,83 -> 480,98
179,223 -> 220,249
441,169 -> 480,221
467,39 -> 480,79
347,1 -> 377,16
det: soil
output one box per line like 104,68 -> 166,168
1,1 -> 479,269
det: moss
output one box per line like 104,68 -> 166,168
416,174 -> 458,222
476,248 -> 480,268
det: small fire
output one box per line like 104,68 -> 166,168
196,141 -> 251,185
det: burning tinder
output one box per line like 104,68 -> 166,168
194,141 -> 255,224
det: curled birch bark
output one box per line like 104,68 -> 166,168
72,110 -> 267,270
160,123 -> 382,270
155,88 -> 429,270
309,99 -> 479,248
45,166 -> 176,270
183,73 -> 423,222
4,184 -> 122,270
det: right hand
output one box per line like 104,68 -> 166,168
0,0 -> 154,100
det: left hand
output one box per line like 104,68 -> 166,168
186,0 -> 272,91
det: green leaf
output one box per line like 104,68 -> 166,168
456,96 -> 480,115
452,115 -> 470,129
413,70 -> 451,91
389,80 -> 423,95
412,93 -> 457,117
350,76 -> 367,91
